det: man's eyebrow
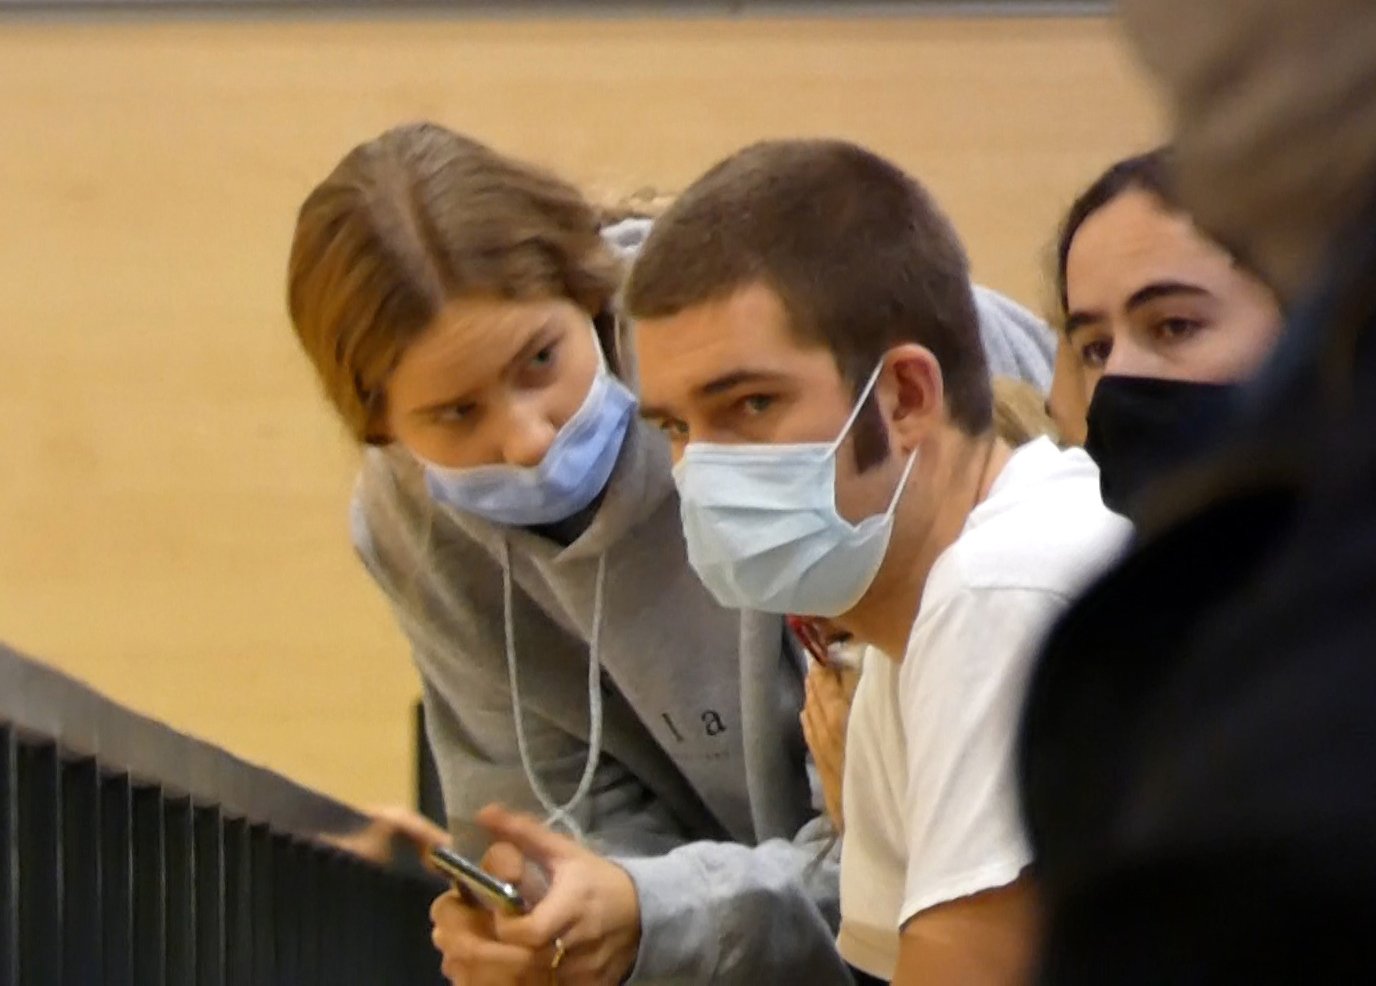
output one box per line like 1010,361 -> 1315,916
694,368 -> 790,397
639,369 -> 791,422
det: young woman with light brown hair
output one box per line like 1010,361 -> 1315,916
287,122 -> 849,986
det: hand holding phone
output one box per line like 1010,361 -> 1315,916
429,845 -> 528,915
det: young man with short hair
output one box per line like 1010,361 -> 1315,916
626,139 -> 1128,984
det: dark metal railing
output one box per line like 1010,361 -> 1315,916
0,642 -> 445,986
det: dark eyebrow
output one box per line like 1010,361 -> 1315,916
1065,310 -> 1104,338
1066,281 -> 1214,339
411,319 -> 561,417
1124,280 -> 1213,313
639,369 -> 789,424
695,368 -> 789,398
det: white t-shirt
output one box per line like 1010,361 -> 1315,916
837,439 -> 1130,978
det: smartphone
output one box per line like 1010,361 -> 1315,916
429,846 -> 528,915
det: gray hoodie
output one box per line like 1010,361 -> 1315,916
354,421 -> 846,984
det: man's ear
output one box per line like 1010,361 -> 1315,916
882,344 -> 944,451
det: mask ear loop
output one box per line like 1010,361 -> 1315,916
827,361 -> 890,455
883,445 -> 921,515
828,359 -> 921,515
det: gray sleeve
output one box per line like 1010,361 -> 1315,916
616,816 -> 851,985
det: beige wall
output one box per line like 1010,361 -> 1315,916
0,13 -> 1160,809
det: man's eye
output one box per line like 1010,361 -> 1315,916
655,418 -> 688,440
740,395 -> 775,415
1079,339 -> 1113,369
530,343 -> 558,367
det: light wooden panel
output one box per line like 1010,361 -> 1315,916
0,13 -> 1160,808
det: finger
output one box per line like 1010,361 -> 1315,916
555,940 -> 615,984
800,705 -> 827,763
491,875 -> 583,950
431,889 -> 477,925
482,842 -> 551,907
442,948 -> 537,986
518,955 -> 562,986
482,841 -> 528,884
368,804 -> 453,853
431,892 -> 526,957
320,821 -> 393,865
802,696 -> 835,755
819,685 -> 848,736
801,703 -> 834,766
433,923 -> 536,970
809,670 -> 850,737
807,722 -> 841,781
810,664 -> 844,700
431,898 -> 536,972
839,666 -> 862,701
477,805 -> 578,870
802,676 -> 823,721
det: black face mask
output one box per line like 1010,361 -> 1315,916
1085,375 -> 1239,517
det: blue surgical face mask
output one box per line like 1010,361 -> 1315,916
672,362 -> 917,617
421,335 -> 636,527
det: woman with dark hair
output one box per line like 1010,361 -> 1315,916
1049,149 -> 1283,516
1018,0 -> 1376,975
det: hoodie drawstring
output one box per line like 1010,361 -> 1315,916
502,539 -> 606,840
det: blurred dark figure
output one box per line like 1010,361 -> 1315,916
1018,1 -> 1376,981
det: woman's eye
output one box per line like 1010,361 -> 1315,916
1079,339 -> 1113,369
436,403 -> 476,423
530,343 -> 558,368
1155,317 -> 1204,342
740,394 -> 775,416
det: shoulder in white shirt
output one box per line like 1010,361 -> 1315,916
838,439 -> 1130,978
